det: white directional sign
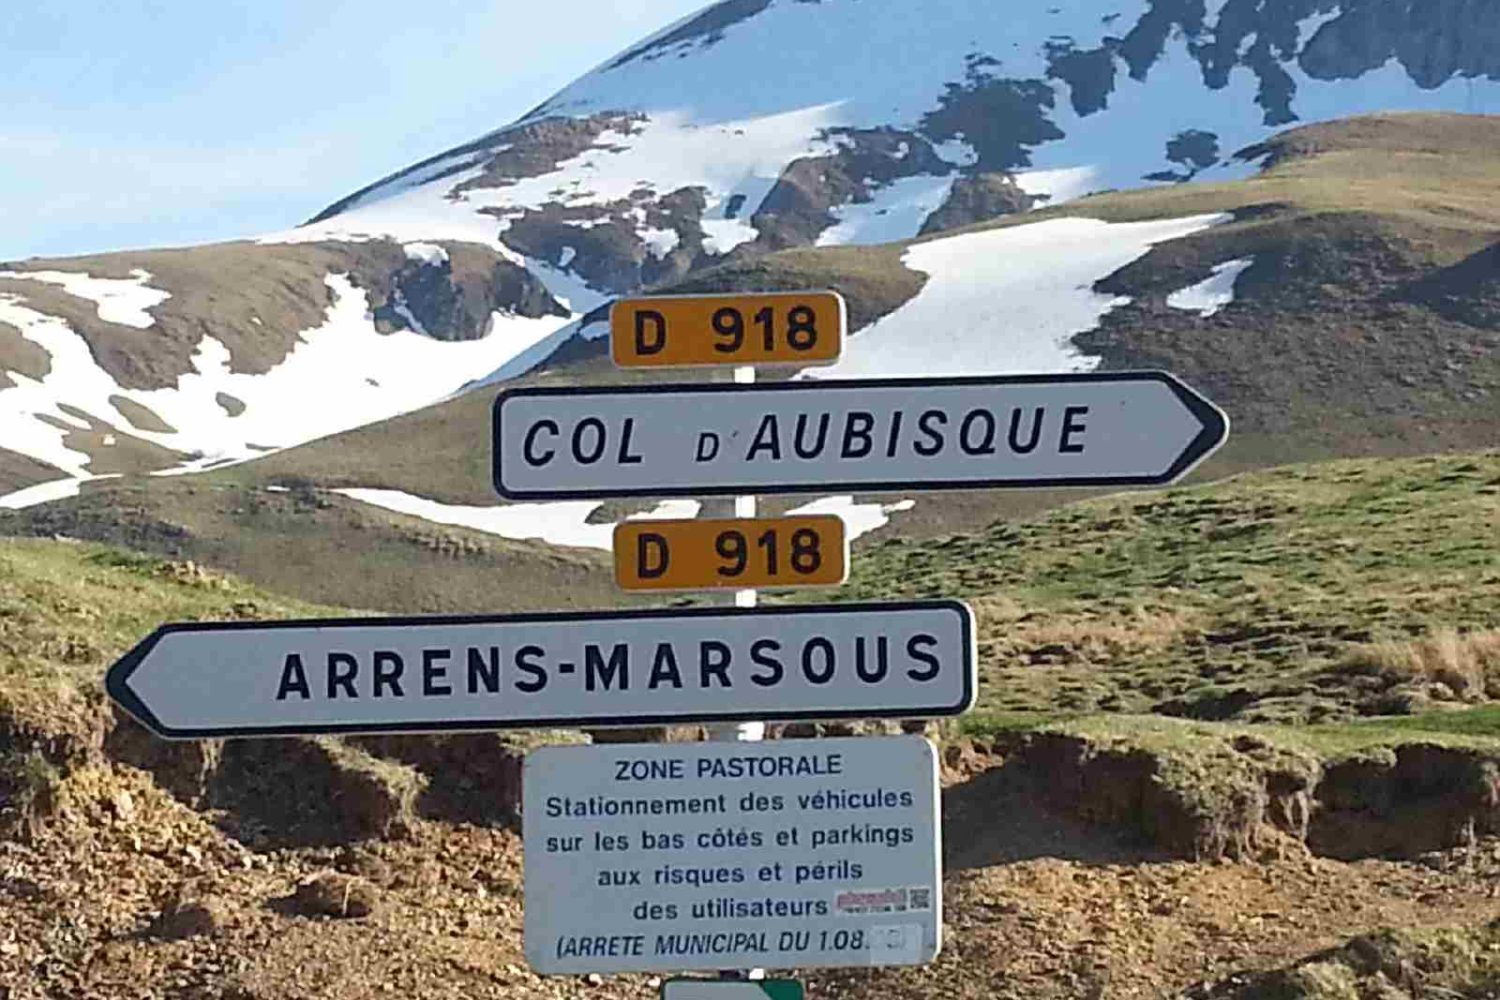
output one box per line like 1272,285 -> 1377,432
105,603 -> 974,739
524,736 -> 941,974
491,371 -> 1228,499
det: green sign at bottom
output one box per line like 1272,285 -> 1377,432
663,980 -> 803,1000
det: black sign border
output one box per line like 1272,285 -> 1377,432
491,370 -> 1229,500
105,600 -> 975,740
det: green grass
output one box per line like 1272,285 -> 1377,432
1343,705 -> 1500,739
6,444 -> 1500,856
963,707 -> 1500,763
934,112 -> 1500,237
832,450 -> 1500,724
0,536 -> 344,688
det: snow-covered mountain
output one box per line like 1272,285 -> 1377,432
2,0 -> 1499,506
301,0 -> 1500,307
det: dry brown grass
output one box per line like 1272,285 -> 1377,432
1015,608 -> 1204,658
1337,629 -> 1500,702
973,599 -> 1205,662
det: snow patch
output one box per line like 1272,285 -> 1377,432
403,242 -> 449,266
257,162 -> 521,255
524,256 -> 608,314
389,290 -> 430,336
696,217 -> 756,256
701,217 -> 760,255
785,496 -> 916,541
0,276 -> 566,478
0,268 -> 169,328
0,477 -> 83,510
640,227 -> 682,259
816,175 -> 956,247
296,105 -> 840,266
333,488 -> 914,551
809,213 -> 1231,379
470,316 -> 589,390
1167,258 -> 1253,317
332,490 -> 702,551
1296,5 -> 1345,48
1013,166 -> 1101,206
471,107 -> 841,228
0,473 -> 120,511
578,316 -> 611,341
541,1 -> 1127,132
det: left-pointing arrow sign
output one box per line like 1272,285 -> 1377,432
106,602 -> 975,740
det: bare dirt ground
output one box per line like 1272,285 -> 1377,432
4,752 -> 1499,1000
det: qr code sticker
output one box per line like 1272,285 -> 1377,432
908,887 -> 932,911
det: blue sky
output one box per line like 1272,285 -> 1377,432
0,0 -> 705,261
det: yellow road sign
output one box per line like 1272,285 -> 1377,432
610,291 -> 845,368
614,515 -> 848,592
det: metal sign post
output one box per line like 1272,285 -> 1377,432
100,276 -> 1232,995
714,363 -> 763,985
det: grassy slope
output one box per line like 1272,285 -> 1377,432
7,450 -> 1497,723
5,448 -> 1497,730
835,449 -> 1500,725
0,537 -> 339,690
0,536 -> 345,814
4,449 -> 1500,870
0,477 -> 641,616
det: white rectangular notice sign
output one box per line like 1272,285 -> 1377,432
491,372 -> 1228,500
106,603 -> 974,739
523,736 -> 942,974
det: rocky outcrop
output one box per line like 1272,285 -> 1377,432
749,128 -> 953,248
352,733 -> 525,827
919,173 -> 1035,235
0,678 -> 110,838
921,74 -> 1064,173
371,245 -> 568,339
451,114 -> 647,195
606,0 -> 773,69
494,186 -> 711,295
996,731 -> 1320,860
1299,0 -> 1500,88
106,715 -> 425,846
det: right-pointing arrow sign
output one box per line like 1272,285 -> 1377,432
492,371 -> 1229,500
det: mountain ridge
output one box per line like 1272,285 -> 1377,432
5,112 -> 1497,615
2,1 -> 1498,517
